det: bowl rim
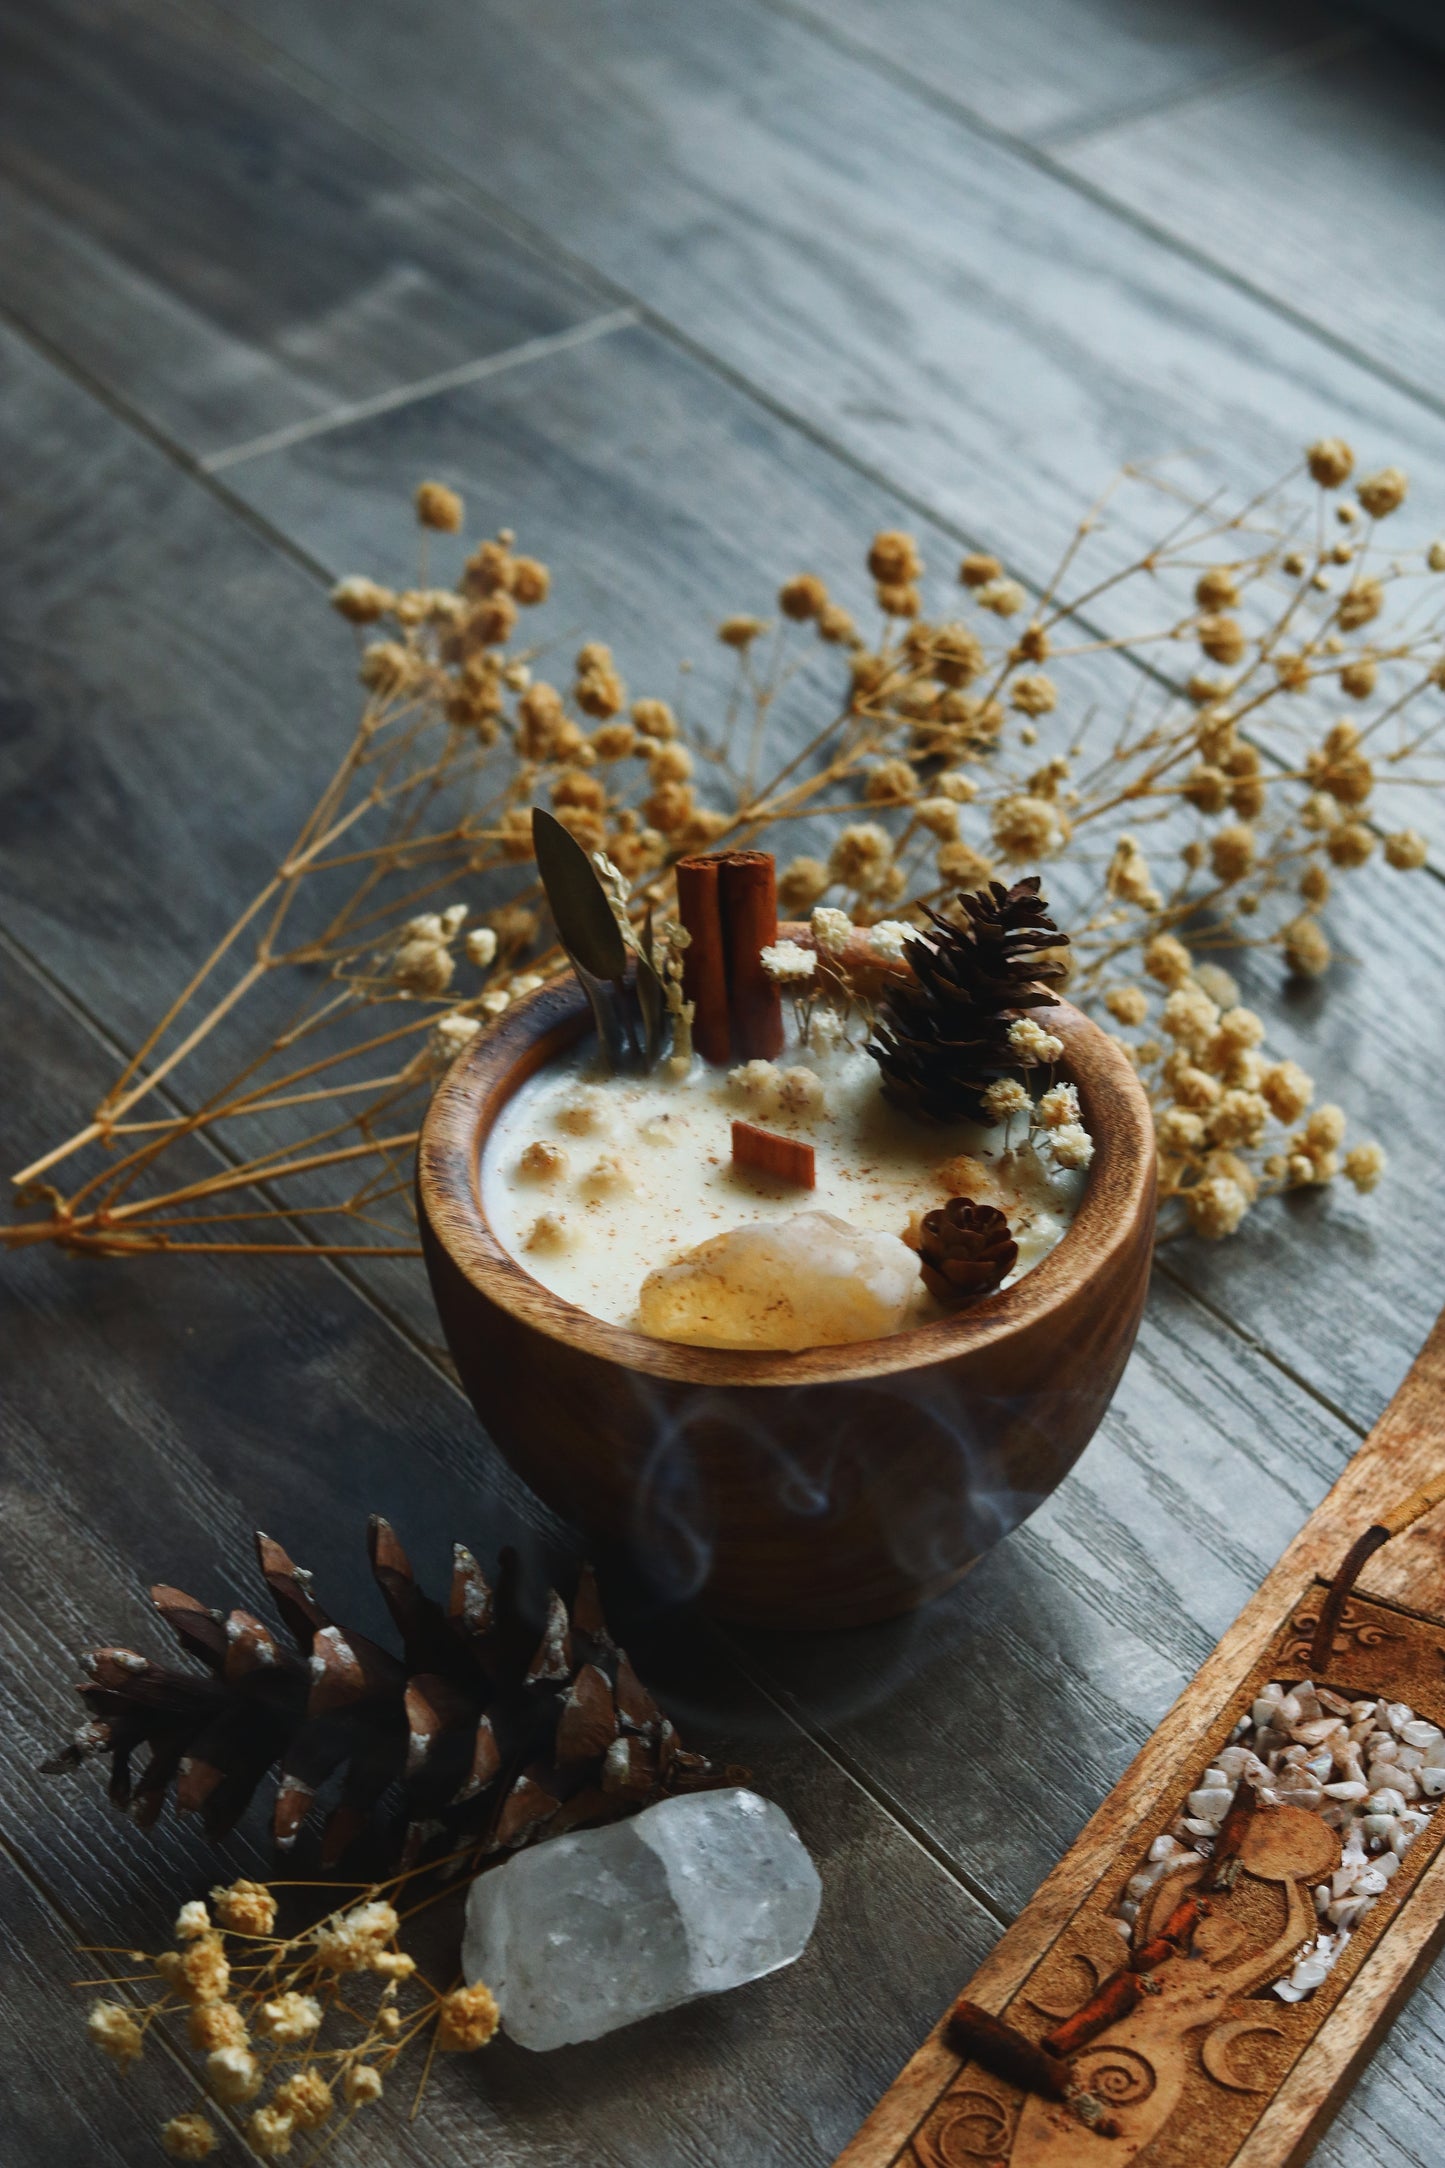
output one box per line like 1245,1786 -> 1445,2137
417,975 -> 1155,1387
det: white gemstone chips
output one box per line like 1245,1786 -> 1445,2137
462,1788 -> 822,2050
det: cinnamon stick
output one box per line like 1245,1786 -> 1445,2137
675,855 -> 731,1066
1041,1968 -> 1141,2060
718,851 -> 783,1060
944,1998 -> 1070,2100
731,1120 -> 815,1189
1132,1891 -> 1208,1970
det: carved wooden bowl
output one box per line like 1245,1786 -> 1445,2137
417,975 -> 1155,1630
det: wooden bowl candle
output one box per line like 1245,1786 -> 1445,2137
418,884 -> 1155,1628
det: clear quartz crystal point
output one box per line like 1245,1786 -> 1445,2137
461,1787 -> 822,2050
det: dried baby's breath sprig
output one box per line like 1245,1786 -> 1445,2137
6,439 -> 1437,1261
81,1868 -> 498,2164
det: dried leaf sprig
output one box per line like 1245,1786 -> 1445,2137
83,1867 -> 499,2159
6,440 -> 1437,1259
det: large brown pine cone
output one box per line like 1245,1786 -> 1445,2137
918,1197 -> 1018,1303
868,877 -> 1068,1121
44,1522 -> 734,1871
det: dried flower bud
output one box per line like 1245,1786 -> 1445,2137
991,794 -> 1069,861
1143,935 -> 1193,988
1385,828 -> 1428,870
245,2106 -> 296,2158
980,1077 -> 1029,1124
868,530 -> 923,585
865,757 -> 917,802
1307,438 -> 1354,488
936,840 -> 995,891
1282,915 -> 1331,978
1186,1173 -> 1249,1238
828,822 -> 895,893
777,856 -> 830,912
718,614 -> 768,649
162,2114 -> 219,2160
345,2064 -> 385,2106
976,576 -> 1026,616
1337,576 -> 1383,631
209,1880 -> 276,1937
415,480 -> 463,533
438,1983 -> 501,2052
510,555 -> 550,606
876,581 -> 920,618
1010,671 -> 1057,716
1197,614 -> 1246,666
1008,1016 -> 1064,1064
778,572 -> 829,620
1344,1142 -> 1385,1193
330,575 -> 394,624
207,2045 -> 262,2104
1327,821 -> 1374,869
1195,566 -> 1240,609
1209,823 -> 1257,882
1106,986 -> 1150,1026
959,551 -> 1002,588
88,2000 -> 144,2069
1339,656 -> 1377,698
1357,466 -> 1407,519
272,2072 -> 334,2129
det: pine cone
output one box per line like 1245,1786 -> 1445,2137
917,1197 -> 1018,1303
44,1522 -> 734,1870
868,877 -> 1068,1121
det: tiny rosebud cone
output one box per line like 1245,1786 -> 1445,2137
918,1197 -> 1017,1303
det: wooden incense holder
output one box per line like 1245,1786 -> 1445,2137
415,968 -> 1154,1629
836,1305 -> 1445,2165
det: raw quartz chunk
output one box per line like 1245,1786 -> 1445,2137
636,1210 -> 919,1350
461,1789 -> 821,2050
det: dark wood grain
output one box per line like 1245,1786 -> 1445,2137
0,0 -> 610,456
0,941 -> 1004,2167
768,0 -> 1352,146
207,0 -> 1445,590
1064,33 -> 1445,408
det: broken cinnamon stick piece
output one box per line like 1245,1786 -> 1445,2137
718,851 -> 784,1060
731,1120 -> 815,1188
1132,1891 -> 1207,1971
1203,1780 -> 1259,1893
1041,1968 -> 1142,2060
675,855 -> 731,1066
944,1998 -> 1071,2100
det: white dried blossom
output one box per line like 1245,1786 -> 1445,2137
980,1077 -> 1029,1125
1036,1083 -> 1079,1129
760,940 -> 818,983
1007,1016 -> 1064,1065
465,927 -> 499,968
867,920 -> 914,963
174,1900 -> 211,1941
810,906 -> 853,954
431,1015 -> 481,1063
807,1006 -> 846,1055
1050,1123 -> 1095,1171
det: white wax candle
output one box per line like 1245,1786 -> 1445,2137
480,1037 -> 1085,1342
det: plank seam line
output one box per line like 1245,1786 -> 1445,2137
711,1632 -> 1017,1933
202,309 -> 640,472
755,0 -> 1445,434
177,0 -> 1445,913
1034,23 -> 1374,152
1153,1254 -> 1371,1443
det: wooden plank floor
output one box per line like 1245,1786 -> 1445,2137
3,1 -> 1444,2161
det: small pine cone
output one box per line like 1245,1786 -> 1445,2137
918,1198 -> 1017,1303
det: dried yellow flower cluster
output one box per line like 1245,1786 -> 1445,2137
7,443 -> 1435,1263
84,1876 -> 499,2161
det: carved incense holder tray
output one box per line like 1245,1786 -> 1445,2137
838,1310 -> 1445,2168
